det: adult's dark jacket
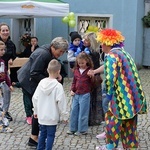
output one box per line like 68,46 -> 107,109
0,37 -> 16,69
17,44 -> 54,95
17,45 -> 39,58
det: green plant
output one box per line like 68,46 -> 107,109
142,11 -> 150,27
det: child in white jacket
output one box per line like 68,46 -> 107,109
32,59 -> 68,150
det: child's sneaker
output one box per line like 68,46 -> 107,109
74,131 -> 87,136
67,130 -> 75,135
0,126 -> 13,133
5,112 -> 13,121
2,117 -> 9,126
26,117 -> 32,125
96,132 -> 106,139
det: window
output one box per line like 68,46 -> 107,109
19,18 -> 34,36
77,16 -> 109,35
11,18 -> 34,52
23,19 -> 32,35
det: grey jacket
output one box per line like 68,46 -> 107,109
17,44 -> 54,95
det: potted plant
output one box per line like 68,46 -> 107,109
142,11 -> 150,27
142,11 -> 150,67
20,33 -> 31,48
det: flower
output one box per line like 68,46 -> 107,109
20,33 -> 31,47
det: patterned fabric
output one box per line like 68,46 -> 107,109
104,48 -> 147,120
105,111 -> 138,149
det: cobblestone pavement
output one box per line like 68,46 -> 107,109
0,69 -> 150,150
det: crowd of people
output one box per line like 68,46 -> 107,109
0,22 -> 147,150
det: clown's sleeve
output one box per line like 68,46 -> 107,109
104,55 -> 118,101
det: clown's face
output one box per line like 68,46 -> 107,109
101,44 -> 111,54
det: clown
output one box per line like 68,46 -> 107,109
95,29 -> 147,150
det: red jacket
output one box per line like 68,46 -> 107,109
0,58 -> 11,87
71,67 -> 92,94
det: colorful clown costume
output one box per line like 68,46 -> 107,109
104,47 -> 147,149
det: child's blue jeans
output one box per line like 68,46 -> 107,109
0,81 -> 11,112
69,93 -> 90,132
37,124 -> 57,150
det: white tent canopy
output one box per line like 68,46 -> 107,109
0,0 -> 69,18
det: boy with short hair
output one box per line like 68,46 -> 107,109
32,59 -> 68,150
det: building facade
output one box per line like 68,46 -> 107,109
0,0 -> 147,68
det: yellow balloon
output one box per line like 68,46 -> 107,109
88,26 -> 94,31
94,26 -> 99,32
86,30 -> 91,33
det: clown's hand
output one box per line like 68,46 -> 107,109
87,70 -> 94,77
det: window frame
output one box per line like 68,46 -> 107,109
75,13 -> 113,34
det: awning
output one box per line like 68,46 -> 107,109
0,0 -> 69,18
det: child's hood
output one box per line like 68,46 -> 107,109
39,78 -> 59,95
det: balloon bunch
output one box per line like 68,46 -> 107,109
86,25 -> 99,33
62,12 -> 76,28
